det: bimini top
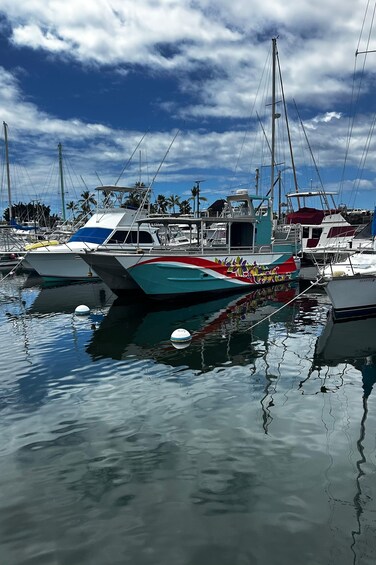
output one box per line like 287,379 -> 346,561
286,191 -> 338,198
96,185 -> 149,194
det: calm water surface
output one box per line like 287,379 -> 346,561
0,273 -> 375,565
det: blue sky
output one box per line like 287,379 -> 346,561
1,0 -> 376,218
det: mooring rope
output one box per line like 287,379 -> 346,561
0,256 -> 27,298
246,277 -> 325,332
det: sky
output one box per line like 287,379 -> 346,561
1,0 -> 376,218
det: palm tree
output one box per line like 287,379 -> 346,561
155,194 -> 168,214
66,200 -> 79,221
123,191 -> 143,209
189,182 -> 207,217
101,189 -> 115,207
197,194 -> 207,214
166,194 -> 181,214
78,190 -> 97,218
179,199 -> 192,214
188,186 -> 198,216
125,181 -> 149,210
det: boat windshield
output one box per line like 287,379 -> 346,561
68,227 -> 112,244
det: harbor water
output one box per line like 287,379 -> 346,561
0,273 -> 375,565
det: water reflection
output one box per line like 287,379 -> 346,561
314,315 -> 376,565
2,276 -> 376,564
23,275 -> 117,314
86,283 -> 299,371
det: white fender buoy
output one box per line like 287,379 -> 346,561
75,304 -> 90,316
171,328 -> 192,349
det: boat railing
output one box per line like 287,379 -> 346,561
312,250 -> 362,279
0,226 -> 29,252
273,223 -> 302,256
97,243 -> 284,257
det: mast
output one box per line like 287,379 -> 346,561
3,121 -> 12,220
255,168 -> 259,195
58,142 -> 66,221
270,37 -> 277,202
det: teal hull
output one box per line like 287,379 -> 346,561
127,254 -> 300,298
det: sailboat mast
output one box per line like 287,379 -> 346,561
270,37 -> 277,202
3,121 -> 12,220
58,142 -> 66,221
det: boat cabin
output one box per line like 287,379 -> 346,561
284,191 -> 356,251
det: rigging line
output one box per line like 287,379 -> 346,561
360,0 -> 376,55
293,100 -> 326,194
134,129 -> 180,219
340,1 -> 376,197
356,0 -> 372,54
114,130 -> 148,186
277,52 -> 299,197
349,111 -> 376,209
339,55 -> 364,197
146,129 -> 180,194
113,129 -> 181,245
0,256 -> 25,282
233,48 -> 271,177
256,111 -> 273,156
245,277 -> 324,332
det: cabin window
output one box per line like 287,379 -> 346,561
138,231 -> 155,244
230,222 -> 253,247
68,227 -> 112,244
302,227 -> 310,238
312,228 -> 322,239
107,230 -> 154,244
327,226 -> 355,238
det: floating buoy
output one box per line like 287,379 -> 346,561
171,340 -> 191,350
75,304 -> 90,316
170,328 -> 192,349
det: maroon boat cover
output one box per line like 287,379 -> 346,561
286,207 -> 325,225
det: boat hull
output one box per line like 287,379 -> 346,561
24,250 -> 100,281
121,252 -> 300,298
315,313 -> 376,363
325,274 -> 376,320
80,251 -> 141,292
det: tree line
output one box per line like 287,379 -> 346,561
2,201 -> 60,228
3,183 -> 210,225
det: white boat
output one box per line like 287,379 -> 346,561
319,212 -> 376,319
0,122 -> 41,269
285,191 -> 357,252
1,123 -> 72,272
80,189 -> 301,298
323,250 -> 376,319
324,271 -> 376,320
78,39 -> 301,298
23,185 -> 160,282
283,190 -> 362,280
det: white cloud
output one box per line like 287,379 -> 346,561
2,0 -> 240,67
0,0 -> 376,209
0,0 -> 372,118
